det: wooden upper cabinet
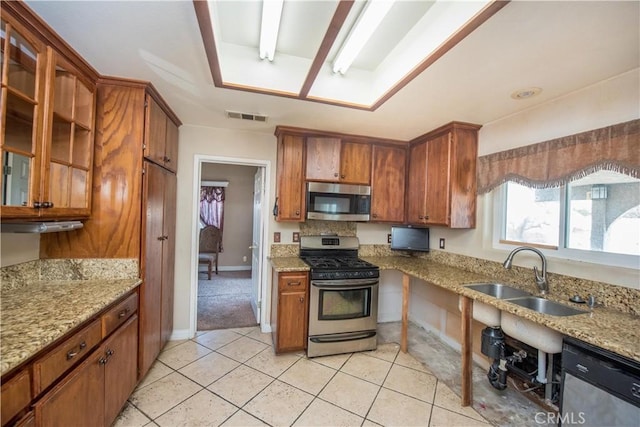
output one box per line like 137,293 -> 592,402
305,137 -> 340,181
340,141 -> 371,185
305,138 -> 371,185
144,94 -> 178,172
370,144 -> 406,222
41,50 -> 95,218
0,6 -> 97,220
275,134 -> 305,222
1,15 -> 47,218
407,122 -> 480,228
164,118 -> 179,173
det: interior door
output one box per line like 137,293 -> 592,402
250,168 -> 265,322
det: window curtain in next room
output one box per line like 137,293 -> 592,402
200,186 -> 225,251
477,119 -> 640,194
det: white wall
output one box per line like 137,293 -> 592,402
174,125 -> 277,337
430,69 -> 640,289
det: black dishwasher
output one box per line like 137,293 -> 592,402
559,337 -> 640,426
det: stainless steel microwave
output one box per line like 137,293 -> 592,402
306,182 -> 371,221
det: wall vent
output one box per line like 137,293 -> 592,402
226,110 -> 268,122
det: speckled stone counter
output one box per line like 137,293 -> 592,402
269,256 -> 310,272
270,253 -> 640,362
363,256 -> 640,363
1,277 -> 141,376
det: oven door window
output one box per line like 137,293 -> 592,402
318,287 -> 371,320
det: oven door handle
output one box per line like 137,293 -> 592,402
309,331 -> 377,343
311,279 -> 379,288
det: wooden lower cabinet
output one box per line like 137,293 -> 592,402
271,270 -> 309,353
103,315 -> 139,425
34,349 -> 105,426
33,315 -> 138,427
1,370 -> 32,426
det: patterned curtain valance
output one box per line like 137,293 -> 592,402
477,119 -> 640,194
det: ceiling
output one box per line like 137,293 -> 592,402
25,0 -> 640,141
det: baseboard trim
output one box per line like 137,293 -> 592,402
170,329 -> 192,340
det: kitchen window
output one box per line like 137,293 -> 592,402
495,170 -> 640,268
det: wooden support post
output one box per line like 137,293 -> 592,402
401,273 -> 409,353
460,295 -> 473,407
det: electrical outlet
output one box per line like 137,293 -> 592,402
439,238 -> 445,249
242,255 -> 247,262
293,232 -> 300,243
387,234 -> 392,244
274,232 -> 281,243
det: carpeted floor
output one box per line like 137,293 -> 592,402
197,270 -> 258,331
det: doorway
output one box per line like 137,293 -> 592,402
191,156 -> 269,334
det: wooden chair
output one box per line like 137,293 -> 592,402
198,225 -> 221,280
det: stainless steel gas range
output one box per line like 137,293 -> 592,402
299,235 -> 379,358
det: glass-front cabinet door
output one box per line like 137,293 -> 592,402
41,51 -> 95,217
0,17 -> 45,217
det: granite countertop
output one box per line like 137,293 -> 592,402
1,278 -> 141,376
269,256 -> 310,272
270,255 -> 640,362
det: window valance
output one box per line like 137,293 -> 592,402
477,119 -> 640,194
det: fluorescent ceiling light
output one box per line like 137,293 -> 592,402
259,0 -> 284,61
333,0 -> 395,74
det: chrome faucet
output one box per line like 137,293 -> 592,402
503,246 -> 549,295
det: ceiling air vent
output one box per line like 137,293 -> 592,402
226,110 -> 268,123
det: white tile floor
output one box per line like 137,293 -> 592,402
114,326 -> 491,427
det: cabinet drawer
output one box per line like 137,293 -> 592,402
32,319 -> 101,395
1,369 -> 32,426
278,273 -> 308,292
102,292 -> 138,338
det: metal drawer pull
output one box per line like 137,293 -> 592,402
288,281 -> 301,286
66,341 -> 87,360
118,308 -> 129,318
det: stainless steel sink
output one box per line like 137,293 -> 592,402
464,283 -> 531,299
507,296 -> 588,316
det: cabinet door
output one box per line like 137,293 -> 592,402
143,94 -> 167,167
164,118 -> 179,173
0,17 -> 46,218
275,134 -> 305,221
41,50 -> 95,218
275,272 -> 308,352
161,172 -> 176,348
370,145 -> 406,222
305,137 -> 340,181
1,369 -> 31,426
340,141 -> 371,184
278,291 -> 307,352
103,315 -> 138,426
407,141 -> 428,224
424,133 -> 451,225
34,349 -> 105,427
140,161 -> 165,378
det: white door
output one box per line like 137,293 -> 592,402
250,168 -> 265,322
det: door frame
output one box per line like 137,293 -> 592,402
190,155 -> 271,336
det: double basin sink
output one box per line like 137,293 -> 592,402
465,283 -> 587,317
461,283 -> 588,354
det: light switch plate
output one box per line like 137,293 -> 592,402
439,238 -> 445,249
292,232 -> 300,243
274,232 -> 281,243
